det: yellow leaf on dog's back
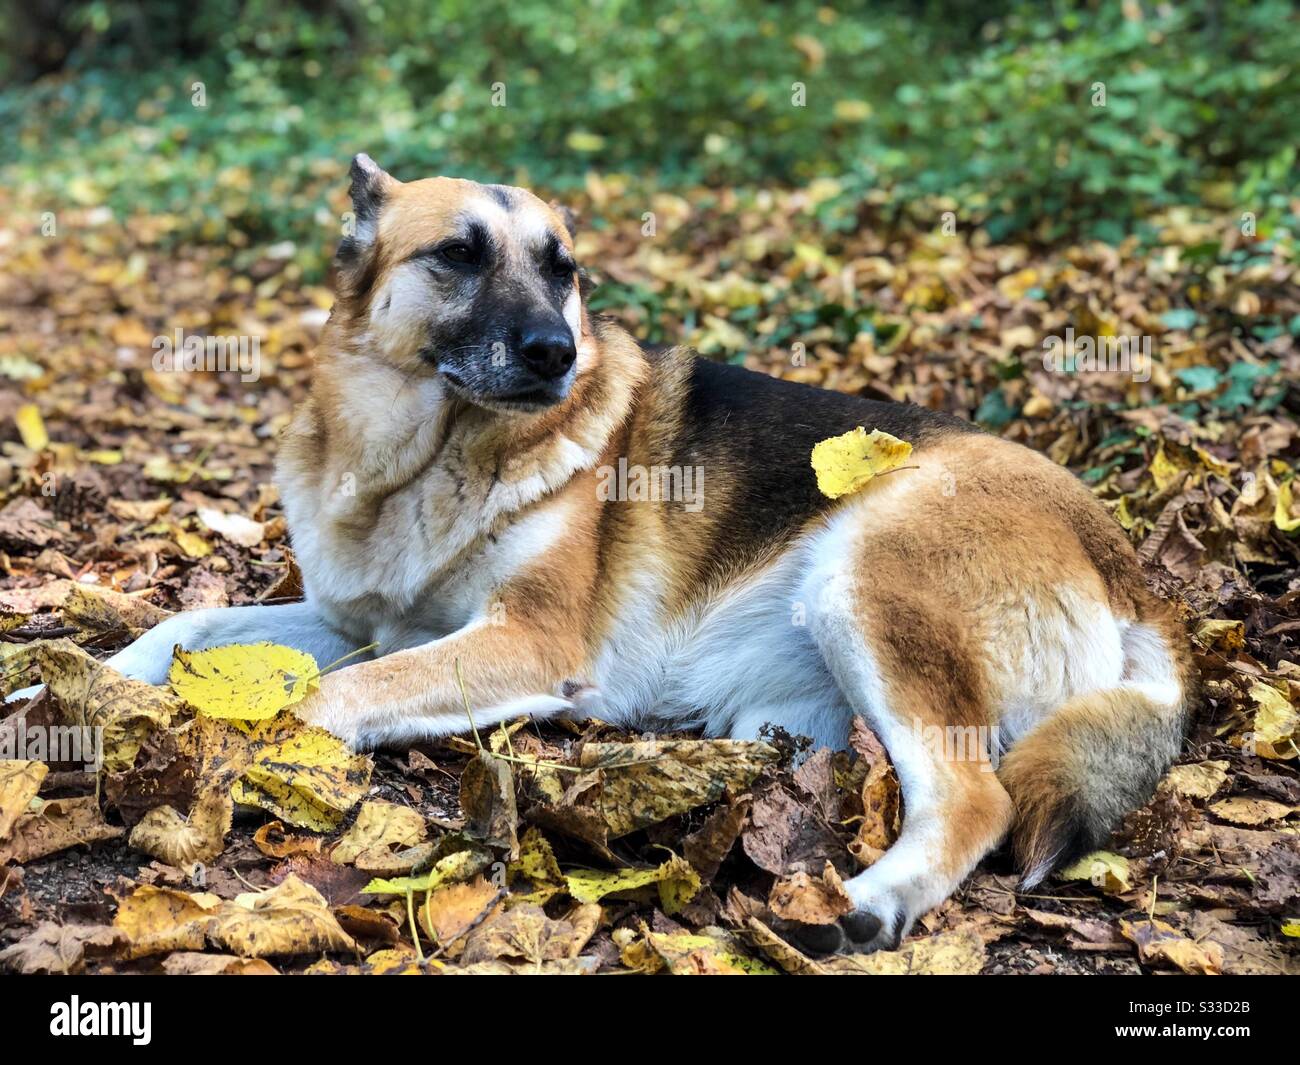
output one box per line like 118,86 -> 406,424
810,427 -> 912,500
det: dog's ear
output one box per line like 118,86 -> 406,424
549,200 -> 578,240
339,153 -> 395,255
335,154 -> 397,296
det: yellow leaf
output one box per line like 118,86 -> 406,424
37,639 -> 178,772
1281,923 -> 1300,938
231,715 -> 372,831
636,927 -> 777,975
331,800 -> 427,866
128,784 -> 233,866
565,131 -> 605,152
168,642 -> 319,721
172,527 -> 212,559
1249,681 -> 1299,760
1275,479 -> 1300,533
578,738 -> 779,839
810,427 -> 913,500
1160,761 -> 1229,800
0,761 -> 48,839
14,404 -> 48,451
362,846 -> 494,895
1149,443 -> 1184,492
1059,850 -> 1132,892
565,855 -> 701,914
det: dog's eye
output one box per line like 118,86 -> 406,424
439,242 -> 479,267
550,256 -> 575,280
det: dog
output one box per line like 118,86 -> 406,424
16,155 -> 1194,953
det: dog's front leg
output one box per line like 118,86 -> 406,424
109,600 -> 366,683
292,613 -> 582,749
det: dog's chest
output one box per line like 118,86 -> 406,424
287,463 -> 570,650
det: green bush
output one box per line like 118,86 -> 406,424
2,0 -> 1296,262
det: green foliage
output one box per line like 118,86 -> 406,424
3,0 -> 1297,263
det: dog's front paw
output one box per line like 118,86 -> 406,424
290,682 -> 360,749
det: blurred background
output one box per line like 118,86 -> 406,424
4,0 -> 1298,260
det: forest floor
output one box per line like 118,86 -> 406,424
0,175 -> 1297,974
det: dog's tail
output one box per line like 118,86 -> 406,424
998,606 -> 1194,887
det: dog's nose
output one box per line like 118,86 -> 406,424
518,326 -> 576,380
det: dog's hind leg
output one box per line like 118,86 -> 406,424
797,566 -> 1014,955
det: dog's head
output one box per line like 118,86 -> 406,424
331,154 -> 591,414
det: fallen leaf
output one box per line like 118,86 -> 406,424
169,642 -> 319,721
811,426 -> 912,499
330,800 -> 426,865
0,760 -> 47,839
565,855 -> 701,914
1059,850 -> 1132,893
768,861 -> 852,925
1120,918 -> 1223,975
37,639 -> 178,772
460,902 -> 600,965
0,922 -> 120,974
0,796 -> 123,863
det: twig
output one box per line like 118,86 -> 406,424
455,659 -> 483,751
312,642 -> 379,680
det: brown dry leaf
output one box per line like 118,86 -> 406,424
161,952 -> 279,975
742,782 -> 848,877
1119,917 -> 1224,975
0,760 -> 47,839
114,874 -> 356,959
128,783 -> 233,867
848,716 -> 901,865
460,902 -> 601,965
0,921 -> 122,974
578,738 -> 779,838
253,820 -> 325,859
61,583 -> 172,639
418,875 -> 503,950
0,796 -> 123,864
37,638 -> 179,772
830,928 -> 987,975
1185,912 -> 1299,975
1160,760 -> 1231,800
768,861 -> 852,925
459,750 -> 518,857
1209,796 -> 1296,825
1021,909 -> 1127,951
330,800 -> 426,865
682,796 -> 751,882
